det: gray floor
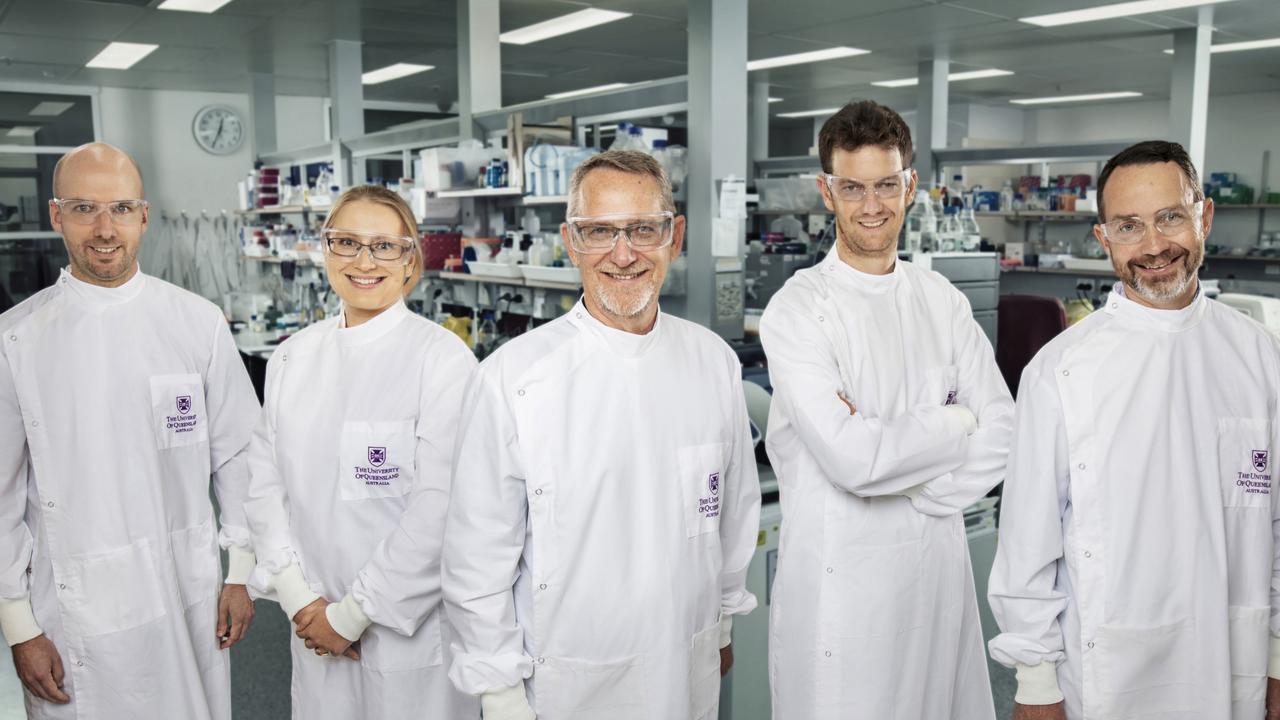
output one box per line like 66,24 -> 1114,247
1,605 -> 1019,720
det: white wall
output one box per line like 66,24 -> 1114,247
98,88 -> 327,216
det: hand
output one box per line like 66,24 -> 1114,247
720,644 -> 734,677
1267,677 -> 1280,720
216,583 -> 255,649
11,635 -> 70,704
293,598 -> 359,660
836,392 -> 856,415
1012,701 -> 1066,720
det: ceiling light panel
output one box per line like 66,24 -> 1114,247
1010,91 -> 1144,105
501,9 -> 632,45
1020,0 -> 1235,28
362,63 -> 435,85
85,42 -> 159,70
748,46 -> 869,71
545,83 -> 630,100
157,0 -> 234,12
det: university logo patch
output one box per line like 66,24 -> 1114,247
369,447 -> 387,467
709,472 -> 720,496
176,396 -> 192,415
1254,450 -> 1269,474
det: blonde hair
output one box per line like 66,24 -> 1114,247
323,185 -> 422,291
566,149 -> 675,218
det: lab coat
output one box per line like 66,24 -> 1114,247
0,268 -> 258,720
245,300 -> 478,720
760,252 -> 1012,719
442,300 -> 761,720
988,287 -> 1280,719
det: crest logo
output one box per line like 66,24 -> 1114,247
945,390 -> 958,406
369,447 -> 386,467
708,472 -> 720,496
176,396 -> 192,415
1253,450 -> 1269,473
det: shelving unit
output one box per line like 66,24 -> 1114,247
435,186 -> 524,199
239,205 -> 331,217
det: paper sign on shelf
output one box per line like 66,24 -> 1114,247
713,217 -> 741,258
718,177 -> 747,220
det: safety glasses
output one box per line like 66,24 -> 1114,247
565,211 -> 675,254
52,198 -> 149,226
322,228 -> 416,264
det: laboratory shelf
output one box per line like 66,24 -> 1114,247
519,194 -> 569,205
435,187 -> 524,199
239,205 -> 330,216
438,270 -> 580,292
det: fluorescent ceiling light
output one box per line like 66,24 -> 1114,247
7,127 -> 41,137
545,82 -> 630,99
362,63 -> 434,85
86,42 -> 159,70
777,107 -> 841,118
157,0 -> 234,12
768,97 -> 783,103
1010,91 -> 1143,105
30,101 -> 74,116
1164,36 -> 1280,53
1020,0 -> 1235,28
748,46 -> 869,71
501,8 -> 631,45
872,68 -> 1014,88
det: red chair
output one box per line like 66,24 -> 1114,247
996,294 -> 1069,398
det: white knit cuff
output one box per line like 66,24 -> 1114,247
1014,661 -> 1064,705
941,405 -> 978,435
325,592 -> 372,643
0,595 -> 42,647
271,563 -> 321,621
901,483 -> 926,502
480,681 -> 536,720
225,545 -> 256,586
719,614 -> 733,648
1269,635 -> 1280,678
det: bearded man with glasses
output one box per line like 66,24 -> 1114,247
760,99 -> 1011,719
443,149 -> 761,720
989,140 -> 1280,720
0,142 -> 259,718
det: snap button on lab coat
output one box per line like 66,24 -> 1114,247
30,421 -> 38,428
824,651 -> 832,657
7,335 -> 14,342
1111,303 -> 1118,310
46,501 -> 54,508
1087,641 -> 1095,649
825,567 -> 833,574
517,389 -> 526,397
1062,370 -> 1070,377
58,583 -> 65,590
817,315 -> 824,322
1077,463 -> 1086,470
534,489 -> 543,496
76,660 -> 83,667
536,657 -> 545,664
1083,551 -> 1092,558
539,584 -> 547,590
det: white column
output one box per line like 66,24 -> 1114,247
249,72 -> 276,155
915,57 -> 949,189
457,0 -> 501,140
1169,5 -> 1213,175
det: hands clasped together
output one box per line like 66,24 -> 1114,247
292,598 -> 361,661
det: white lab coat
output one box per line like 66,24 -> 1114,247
0,268 -> 258,720
245,300 -> 478,720
988,287 -> 1280,719
442,300 -> 761,720
760,252 -> 1012,719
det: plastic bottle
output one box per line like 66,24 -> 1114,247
961,207 -> 983,252
610,123 -> 634,151
904,197 -> 933,254
1000,180 -> 1015,213
938,206 -> 961,252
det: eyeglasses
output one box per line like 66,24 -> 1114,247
565,212 -> 675,254
52,198 -> 148,226
1097,201 -> 1204,245
321,228 -> 416,264
821,170 -> 913,204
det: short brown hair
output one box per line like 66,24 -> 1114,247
566,149 -> 674,218
323,185 -> 422,290
1096,140 -> 1204,222
818,100 -> 914,174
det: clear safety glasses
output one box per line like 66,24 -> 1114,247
820,169 -> 913,204
322,228 -> 416,264
52,198 -> 149,226
565,211 -> 675,254
1097,201 -> 1204,245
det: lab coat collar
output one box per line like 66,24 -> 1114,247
59,265 -> 146,306
1102,283 -> 1205,333
820,247 -> 900,295
567,297 -> 663,358
337,300 -> 411,346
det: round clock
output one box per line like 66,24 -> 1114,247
192,105 -> 245,155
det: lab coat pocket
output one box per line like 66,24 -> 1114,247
1228,605 -> 1270,702
678,443 -> 729,538
361,612 -> 443,672
1095,617 -> 1199,715
169,520 -> 220,609
536,654 -> 646,719
60,538 -> 167,637
1218,417 -> 1273,508
837,538 -> 924,639
149,373 -> 209,449
339,420 -> 416,500
688,619 -> 722,720
921,365 -> 960,407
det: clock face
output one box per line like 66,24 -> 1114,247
193,105 -> 244,155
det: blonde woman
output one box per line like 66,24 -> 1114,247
245,185 -> 477,718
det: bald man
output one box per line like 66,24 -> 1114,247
0,143 -> 259,719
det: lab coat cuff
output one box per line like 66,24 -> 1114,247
1269,635 -> 1280,678
224,545 -> 256,586
901,483 -> 925,502
271,564 -> 321,621
0,595 -> 42,647
941,404 -> 978,435
326,593 -> 372,643
1014,661 -> 1065,705
480,681 -> 536,720
719,615 -> 734,648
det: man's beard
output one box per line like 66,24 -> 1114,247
1116,244 -> 1203,304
